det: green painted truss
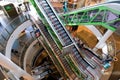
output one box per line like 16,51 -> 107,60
60,6 -> 120,31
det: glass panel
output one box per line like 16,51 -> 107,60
0,14 -> 28,54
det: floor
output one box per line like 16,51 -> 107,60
11,27 -> 36,66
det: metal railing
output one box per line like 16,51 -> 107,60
0,14 -> 29,54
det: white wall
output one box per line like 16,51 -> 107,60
5,20 -> 33,59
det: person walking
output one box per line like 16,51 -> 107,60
23,1 -> 30,11
63,0 -> 68,13
73,0 -> 77,9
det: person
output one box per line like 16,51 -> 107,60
102,54 -> 113,69
63,0 -> 68,13
11,49 -> 18,54
0,22 -> 2,26
19,77 -> 24,80
73,0 -> 77,9
23,1 -> 30,11
18,4 -> 22,14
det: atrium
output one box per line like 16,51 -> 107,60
0,0 -> 120,80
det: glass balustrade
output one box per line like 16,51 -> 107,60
0,14 -> 29,54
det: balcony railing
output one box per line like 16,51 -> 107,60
0,14 -> 29,54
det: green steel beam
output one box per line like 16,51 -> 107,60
60,6 -> 120,31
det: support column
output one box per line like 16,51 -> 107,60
0,53 -> 34,80
93,30 -> 113,52
85,25 -> 102,40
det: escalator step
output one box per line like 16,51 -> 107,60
50,15 -> 56,19
58,31 -> 66,36
60,33 -> 67,38
74,51 -> 79,55
72,48 -> 76,52
56,27 -> 63,31
54,23 -> 61,27
42,4 -> 49,7
48,13 -> 54,17
44,7 -> 50,10
54,25 -> 61,29
53,46 -> 58,50
46,9 -> 52,13
45,10 -> 53,14
51,20 -> 58,23
41,0 -> 47,4
54,27 -> 62,31
52,44 -> 57,47
52,18 -> 58,21
59,30 -> 65,34
62,36 -> 69,40
61,33 -> 67,37
63,39 -> 70,43
54,26 -> 60,30
52,21 -> 59,25
61,36 -> 70,41
81,61 -> 89,67
65,41 -> 71,45
55,50 -> 60,54
61,34 -> 68,39
75,55 -> 80,59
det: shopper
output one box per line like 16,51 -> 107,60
63,0 -> 68,13
73,0 -> 77,9
23,1 -> 30,11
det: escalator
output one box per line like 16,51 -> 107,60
29,0 -> 120,79
36,20 -> 74,79
30,0 -> 102,79
34,0 -> 95,68
35,0 -> 73,46
36,0 -> 96,71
